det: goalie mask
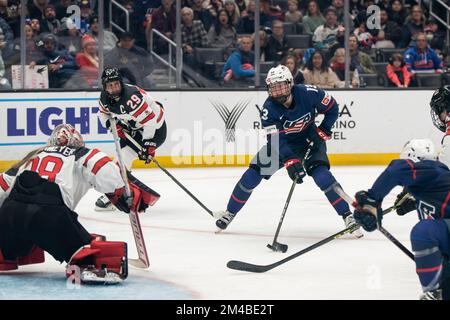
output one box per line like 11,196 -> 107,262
430,85 -> 450,132
48,124 -> 84,149
266,65 -> 294,105
400,139 -> 437,162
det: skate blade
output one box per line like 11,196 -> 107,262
351,232 -> 364,239
215,228 -> 225,234
94,205 -> 116,212
81,271 -> 122,285
347,228 -> 364,239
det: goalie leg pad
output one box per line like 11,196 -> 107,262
90,240 -> 128,278
90,234 -> 106,241
17,246 -> 45,266
0,249 -> 18,271
67,240 -> 128,282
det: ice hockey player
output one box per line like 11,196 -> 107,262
352,139 -> 450,300
95,67 -> 166,211
215,65 -> 362,237
430,85 -> 450,167
0,124 -> 157,284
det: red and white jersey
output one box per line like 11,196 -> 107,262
0,170 -> 15,207
98,84 -> 165,141
0,146 -> 124,210
440,135 -> 450,167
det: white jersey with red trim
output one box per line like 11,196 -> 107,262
0,146 -> 124,210
0,169 -> 15,207
97,84 -> 165,141
440,135 -> 450,167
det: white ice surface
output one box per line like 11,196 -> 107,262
1,166 -> 421,300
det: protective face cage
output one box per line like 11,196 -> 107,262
102,68 -> 123,100
268,81 -> 292,104
48,124 -> 85,149
430,87 -> 450,132
430,108 -> 446,132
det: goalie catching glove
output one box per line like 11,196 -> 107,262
105,172 -> 160,213
353,190 -> 382,232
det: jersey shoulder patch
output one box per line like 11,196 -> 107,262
74,147 -> 91,161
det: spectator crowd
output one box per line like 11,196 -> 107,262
0,0 -> 448,89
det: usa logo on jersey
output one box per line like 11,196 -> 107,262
283,113 -> 312,134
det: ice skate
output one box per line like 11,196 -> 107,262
343,212 -> 364,238
420,289 -> 442,300
94,195 -> 116,212
79,267 -> 123,285
215,210 -> 236,232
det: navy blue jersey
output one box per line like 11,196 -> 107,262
368,159 -> 450,220
261,84 -> 338,160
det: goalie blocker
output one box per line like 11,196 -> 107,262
106,171 -> 160,213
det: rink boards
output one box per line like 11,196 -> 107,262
0,89 -> 441,171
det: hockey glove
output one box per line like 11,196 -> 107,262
315,125 -> 332,141
106,119 -> 129,140
394,190 -> 417,216
284,158 -> 306,184
139,140 -> 156,162
310,124 -> 332,143
116,124 -> 126,139
353,190 -> 382,232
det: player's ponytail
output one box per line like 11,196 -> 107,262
10,146 -> 46,170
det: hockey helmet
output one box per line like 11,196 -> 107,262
48,124 -> 84,149
266,65 -> 294,104
430,85 -> 450,132
101,67 -> 123,100
400,139 -> 437,162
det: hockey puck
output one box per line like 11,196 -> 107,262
267,242 -> 288,253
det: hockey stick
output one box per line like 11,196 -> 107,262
150,157 -> 216,218
333,185 -> 414,261
267,179 -> 297,253
227,205 -> 397,273
267,141 -> 314,252
121,130 -> 215,218
110,118 -> 150,269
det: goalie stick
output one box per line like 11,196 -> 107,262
227,205 -> 397,273
110,118 -> 150,269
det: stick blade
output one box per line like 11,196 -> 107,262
226,260 -> 270,273
129,258 -> 149,269
267,243 -> 288,253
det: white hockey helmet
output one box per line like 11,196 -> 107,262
265,65 -> 294,104
48,124 -> 85,149
400,139 -> 437,162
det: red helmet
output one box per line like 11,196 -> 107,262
48,124 -> 84,148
